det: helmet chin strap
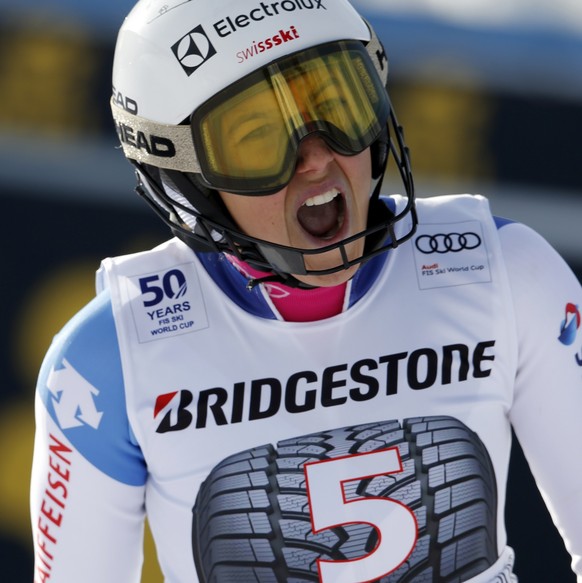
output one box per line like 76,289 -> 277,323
187,166 -> 389,291
245,271 -> 315,291
136,164 -> 392,292
133,107 -> 415,291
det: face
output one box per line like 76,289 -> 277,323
219,136 -> 373,288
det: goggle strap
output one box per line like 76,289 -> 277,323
111,100 -> 201,173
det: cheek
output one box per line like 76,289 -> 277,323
219,191 -> 287,240
343,151 -> 373,210
357,153 -> 373,194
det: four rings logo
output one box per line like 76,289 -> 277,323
415,232 -> 482,255
171,25 -> 217,75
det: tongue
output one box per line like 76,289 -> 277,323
297,198 -> 340,238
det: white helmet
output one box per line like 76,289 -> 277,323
111,0 -> 416,286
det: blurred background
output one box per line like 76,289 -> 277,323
1,0 -> 580,581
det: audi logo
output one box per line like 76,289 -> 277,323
415,232 -> 482,254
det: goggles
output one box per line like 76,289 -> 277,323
193,41 -> 389,194
112,41 -> 389,195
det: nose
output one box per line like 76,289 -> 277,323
295,134 -> 334,174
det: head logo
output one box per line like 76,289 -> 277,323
172,25 -> 217,76
558,303 -> 581,346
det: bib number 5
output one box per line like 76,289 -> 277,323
305,448 -> 417,583
192,417 -> 498,583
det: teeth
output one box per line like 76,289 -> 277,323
303,189 -> 340,207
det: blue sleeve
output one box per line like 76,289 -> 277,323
36,289 -> 147,486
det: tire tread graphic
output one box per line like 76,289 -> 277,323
192,416 -> 498,582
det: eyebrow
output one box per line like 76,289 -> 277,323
311,76 -> 342,101
226,111 -> 273,139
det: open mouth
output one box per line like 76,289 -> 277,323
296,188 -> 346,240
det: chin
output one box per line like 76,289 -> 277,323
296,261 -> 361,288
296,239 -> 365,287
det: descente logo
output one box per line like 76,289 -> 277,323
237,26 -> 300,63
